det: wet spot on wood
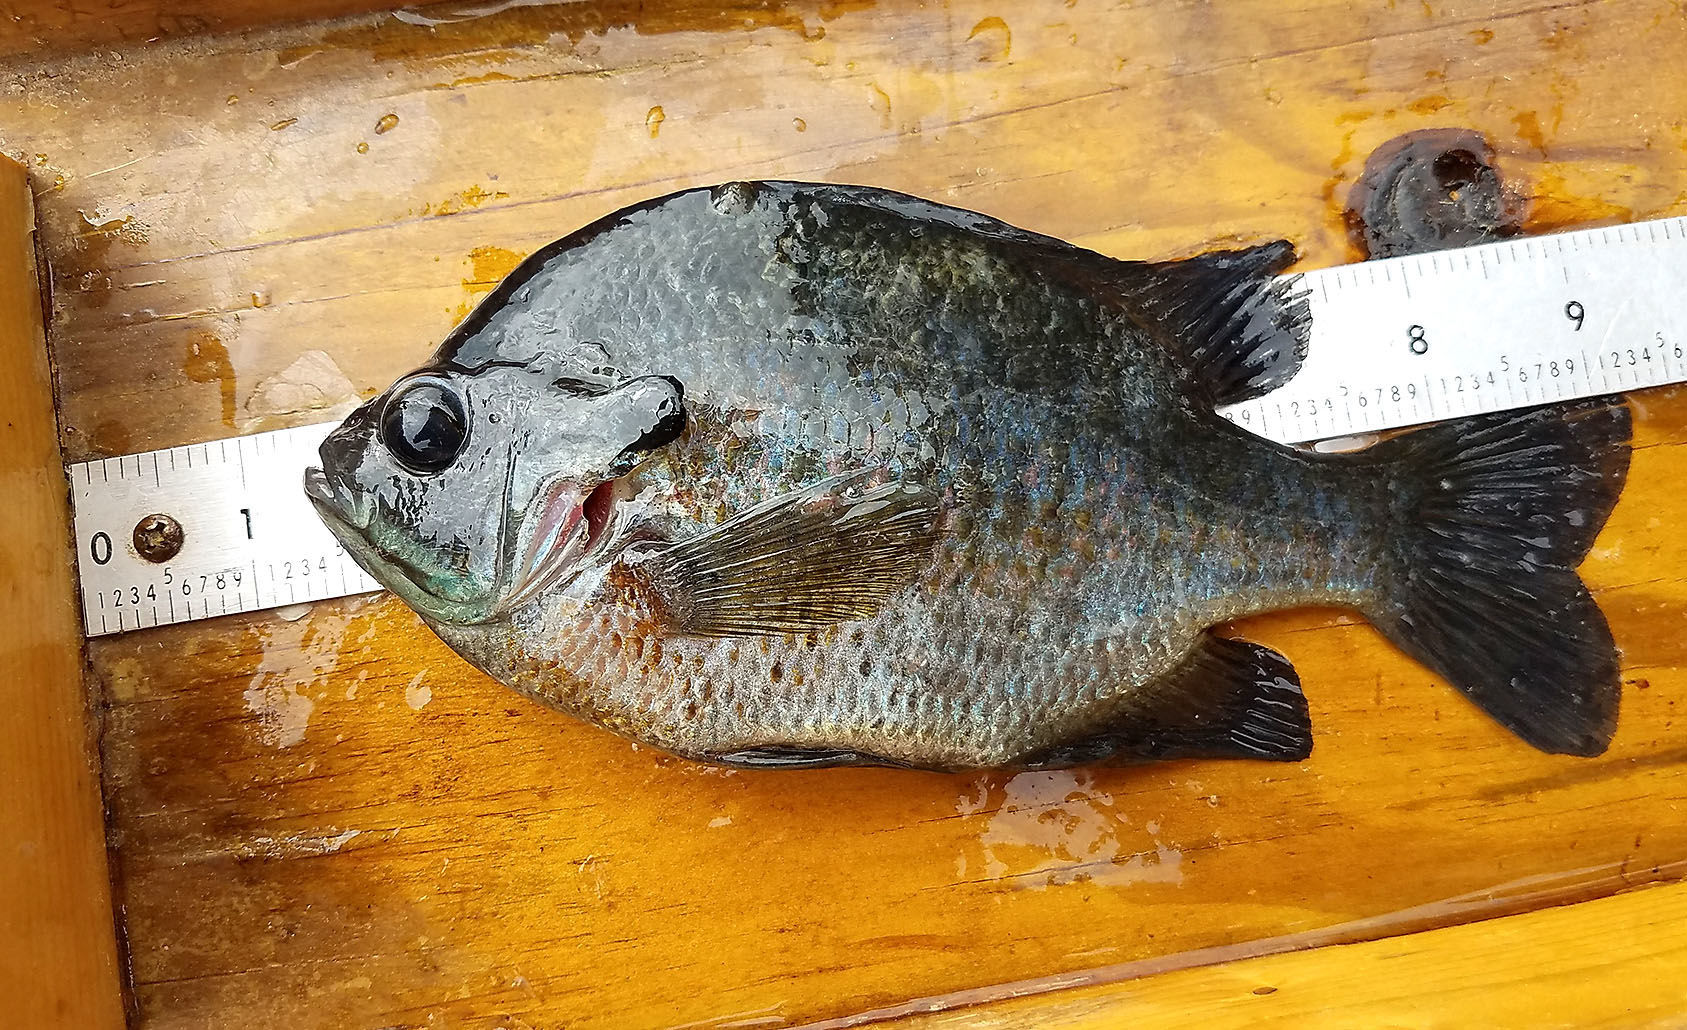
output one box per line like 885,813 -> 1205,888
88,417 -> 132,457
453,244 -> 526,319
71,211 -> 149,279
427,184 -> 509,216
1525,170 -> 1636,233
968,16 -> 1011,62
467,244 -> 524,286
868,82 -> 892,128
301,0 -> 878,65
244,350 -> 361,431
182,331 -> 237,428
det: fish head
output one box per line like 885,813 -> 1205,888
304,344 -> 685,625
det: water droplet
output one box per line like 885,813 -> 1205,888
374,112 -> 400,134
270,117 -> 297,131
967,16 -> 1011,62
867,84 -> 891,128
405,672 -> 432,710
355,141 -> 370,154
792,116 -> 807,132
646,105 -> 665,138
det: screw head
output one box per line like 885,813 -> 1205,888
133,513 -> 184,563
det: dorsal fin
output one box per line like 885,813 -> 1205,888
1113,241 -> 1311,407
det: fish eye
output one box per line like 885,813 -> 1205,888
379,377 -> 469,475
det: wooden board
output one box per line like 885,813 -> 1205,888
0,153 -> 126,1030
878,878 -> 1687,1029
4,0 -> 1686,1026
0,0 -> 413,60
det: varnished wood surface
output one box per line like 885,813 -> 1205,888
0,153 -> 126,1030
3,0 -> 1686,1026
0,0 -> 412,59
878,879 -> 1687,1029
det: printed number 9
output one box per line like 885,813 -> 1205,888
1565,300 -> 1585,331
1407,325 -> 1428,355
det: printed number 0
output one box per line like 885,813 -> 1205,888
1407,325 -> 1428,355
90,531 -> 112,566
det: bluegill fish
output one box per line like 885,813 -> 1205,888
304,181 -> 1631,770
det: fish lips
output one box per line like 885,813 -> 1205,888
303,464 -> 373,531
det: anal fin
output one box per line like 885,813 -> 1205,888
1021,634 -> 1313,768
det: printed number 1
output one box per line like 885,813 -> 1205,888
240,508 -> 253,539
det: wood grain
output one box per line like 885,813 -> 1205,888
4,0 -> 1686,1026
875,878 -> 1687,1029
0,153 -> 126,1030
0,0 -> 414,59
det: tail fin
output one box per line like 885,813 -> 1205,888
1363,398 -> 1632,756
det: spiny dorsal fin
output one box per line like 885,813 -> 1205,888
632,472 -> 942,637
1114,241 -> 1311,407
1019,634 -> 1313,768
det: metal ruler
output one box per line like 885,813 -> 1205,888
67,215 -> 1687,636
69,423 -> 380,636
1218,215 -> 1687,441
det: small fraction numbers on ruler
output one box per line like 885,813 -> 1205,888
1222,217 -> 1687,443
70,424 -> 380,637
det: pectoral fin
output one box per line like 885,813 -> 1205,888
1019,634 -> 1314,768
633,472 -> 942,637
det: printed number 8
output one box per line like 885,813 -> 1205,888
1407,325 -> 1428,355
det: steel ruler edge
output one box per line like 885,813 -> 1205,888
68,214 -> 1687,637
70,424 -> 382,637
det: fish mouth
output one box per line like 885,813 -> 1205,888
303,466 -> 373,530
498,478 -> 622,614
307,466 -> 492,620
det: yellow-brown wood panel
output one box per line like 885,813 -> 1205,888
3,0 -> 1684,1026
0,154 -> 126,1030
876,879 -> 1687,1029
0,0 -> 413,58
